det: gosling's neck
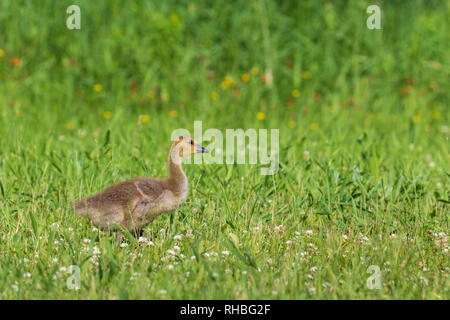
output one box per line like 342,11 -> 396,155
166,146 -> 187,195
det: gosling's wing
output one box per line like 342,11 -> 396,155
75,178 -> 164,217
76,180 -> 138,213
133,178 -> 164,202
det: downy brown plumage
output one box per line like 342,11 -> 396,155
74,135 -> 208,241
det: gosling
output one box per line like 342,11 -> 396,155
74,135 -> 208,241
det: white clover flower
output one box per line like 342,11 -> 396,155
52,257 -> 58,263
305,230 -> 313,237
23,272 -> 31,278
173,245 -> 180,252
310,266 -> 317,272
167,249 -> 176,256
303,151 -> 310,161
92,227 -> 98,232
83,239 -> 91,244
138,237 -> 147,243
274,225 -> 285,234
120,243 -> 128,248
173,234 -> 182,240
92,246 -> 101,255
167,264 -> 174,270
221,250 -> 230,255
342,234 -> 348,240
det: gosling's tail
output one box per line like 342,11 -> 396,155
73,198 -> 89,217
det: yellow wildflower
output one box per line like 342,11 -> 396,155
221,76 -> 234,89
256,112 -> 266,120
288,121 -> 296,128
103,111 -> 112,119
211,91 -> 219,100
309,122 -> 318,131
0,49 -> 4,57
292,89 -> 300,98
251,67 -> 259,75
169,110 -> 178,118
65,122 -> 75,130
241,73 -> 250,82
140,114 -> 150,123
93,84 -> 103,92
302,71 -> 312,79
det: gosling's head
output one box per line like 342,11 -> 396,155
171,135 -> 208,160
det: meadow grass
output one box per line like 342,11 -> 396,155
0,0 -> 448,299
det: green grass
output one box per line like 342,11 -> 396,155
0,0 -> 448,299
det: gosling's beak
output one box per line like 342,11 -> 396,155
196,144 -> 209,153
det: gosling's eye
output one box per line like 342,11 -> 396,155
189,140 -> 194,145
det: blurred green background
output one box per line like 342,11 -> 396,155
0,0 -> 448,299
